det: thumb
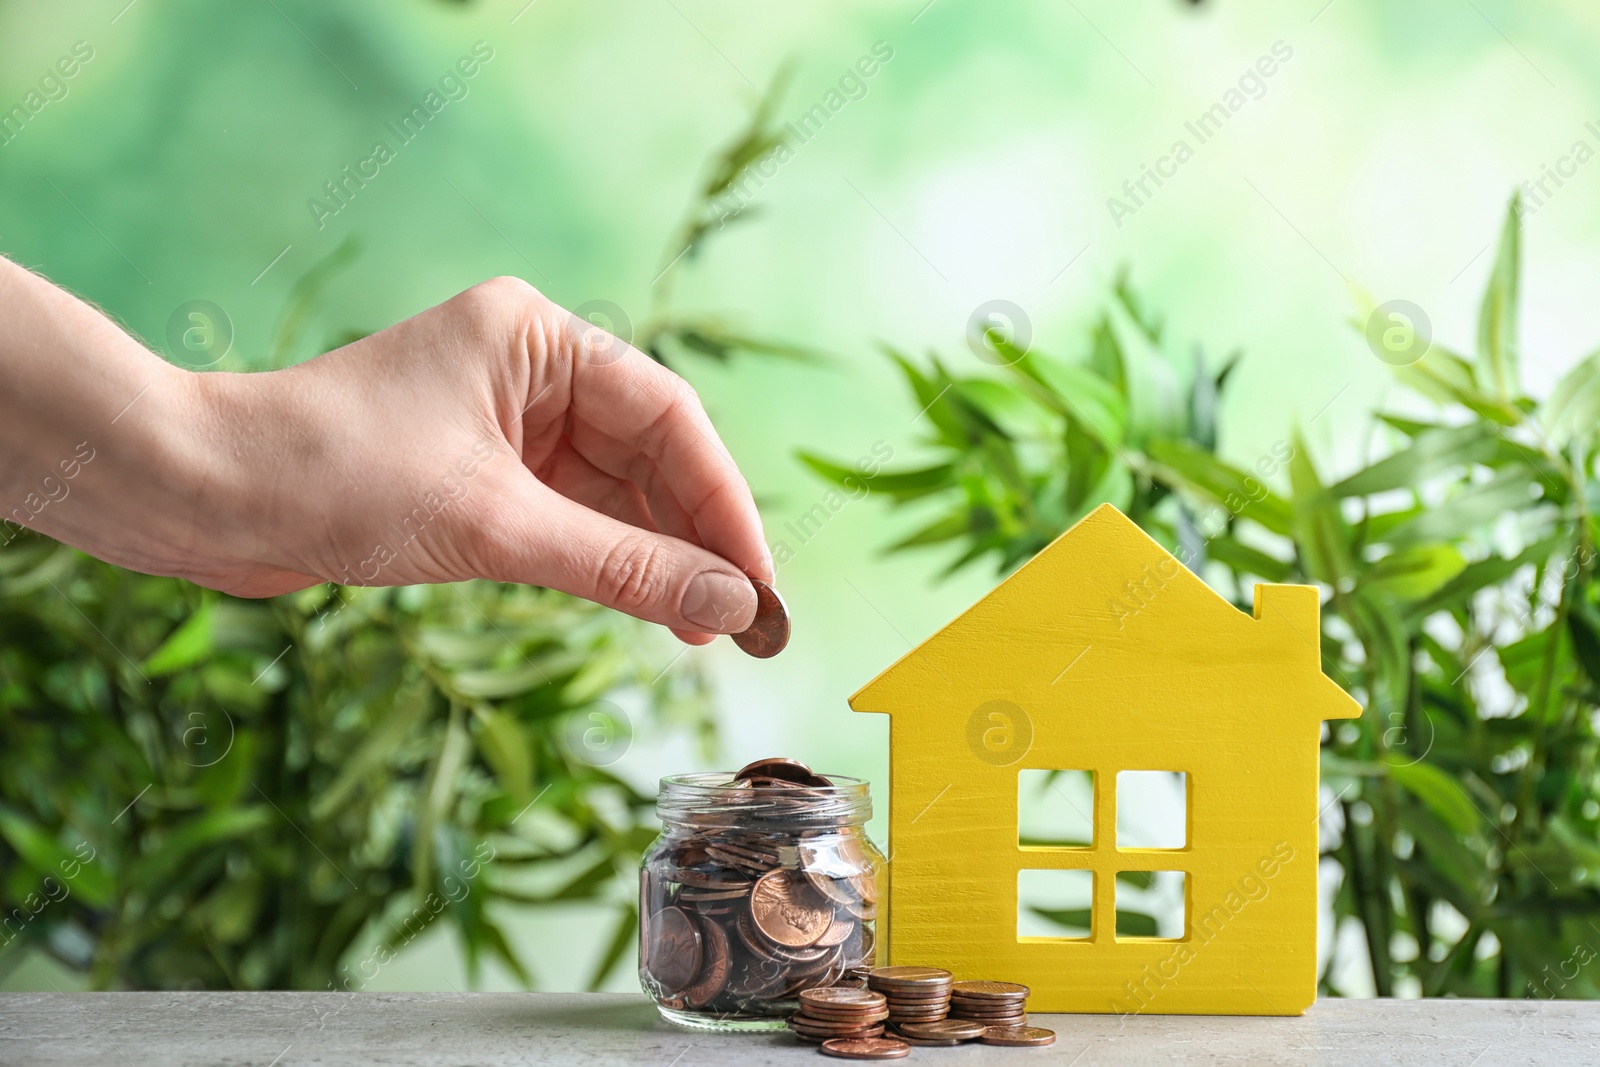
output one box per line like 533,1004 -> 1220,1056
480,478 -> 760,634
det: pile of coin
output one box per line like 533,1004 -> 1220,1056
948,979 -> 1030,1028
866,966 -> 952,1026
640,758 -> 877,1021
801,968 -> 1054,1057
788,988 -> 888,1043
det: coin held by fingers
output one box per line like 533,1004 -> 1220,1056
732,578 -> 790,658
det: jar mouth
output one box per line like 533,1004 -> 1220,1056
656,771 -> 871,825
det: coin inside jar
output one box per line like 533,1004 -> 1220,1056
731,578 -> 790,658
645,907 -> 702,994
750,869 -> 833,947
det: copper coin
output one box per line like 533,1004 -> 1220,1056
750,869 -> 832,947
731,579 -> 789,658
791,1013 -> 886,1030
646,906 -> 701,994
682,916 -> 731,1007
869,966 -> 953,988
950,1001 -> 1027,1013
981,1026 -> 1056,1047
801,988 -> 886,1011
671,867 -> 751,890
734,755 -> 826,785
791,1019 -> 888,1037
800,1008 -> 892,1026
726,954 -> 786,997
898,1035 -> 960,1047
815,911 -> 857,947
886,992 -> 952,1003
951,979 -> 1030,999
899,1018 -> 987,1040
820,1037 -> 911,1060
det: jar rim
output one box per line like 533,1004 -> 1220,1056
658,771 -> 868,793
655,771 -> 871,825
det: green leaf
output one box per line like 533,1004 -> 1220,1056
796,453 -> 956,499
1405,534 -> 1566,621
1566,602 -> 1600,686
1539,346 -> 1600,448
311,679 -> 434,820
1365,544 -> 1468,602
143,597 -> 216,675
1204,537 -> 1293,582
1146,438 -> 1293,536
0,807 -> 113,907
1287,431 -> 1356,587
1477,195 -> 1521,401
1105,290 -> 1184,447
1113,909 -> 1161,938
477,917 -> 534,987
1381,469 -> 1537,546
1326,424 -> 1500,499
1395,345 -> 1522,426
1028,906 -> 1092,934
1386,759 -> 1484,836
884,511 -> 975,553
450,661 -> 553,699
1010,352 -> 1128,449
472,705 -> 534,804
127,807 -> 278,891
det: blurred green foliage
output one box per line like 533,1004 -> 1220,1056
806,197 -> 1600,998
0,546 -> 711,990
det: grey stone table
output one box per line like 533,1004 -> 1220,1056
1,992 -> 1596,1066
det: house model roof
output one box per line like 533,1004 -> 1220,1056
848,503 -> 1359,727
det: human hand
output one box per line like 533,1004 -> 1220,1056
0,268 -> 773,645
194,277 -> 773,644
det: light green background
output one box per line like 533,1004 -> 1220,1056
3,0 -> 1598,993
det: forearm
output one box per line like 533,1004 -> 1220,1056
0,257 -> 219,576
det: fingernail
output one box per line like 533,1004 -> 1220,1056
681,571 -> 757,633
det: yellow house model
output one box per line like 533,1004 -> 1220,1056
849,504 -> 1359,1015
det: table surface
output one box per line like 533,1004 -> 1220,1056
0,992 -> 1596,1066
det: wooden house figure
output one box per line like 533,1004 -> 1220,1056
849,504 -> 1358,1015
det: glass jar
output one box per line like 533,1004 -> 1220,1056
638,771 -> 884,1031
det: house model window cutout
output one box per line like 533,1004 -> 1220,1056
849,504 -> 1359,1015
